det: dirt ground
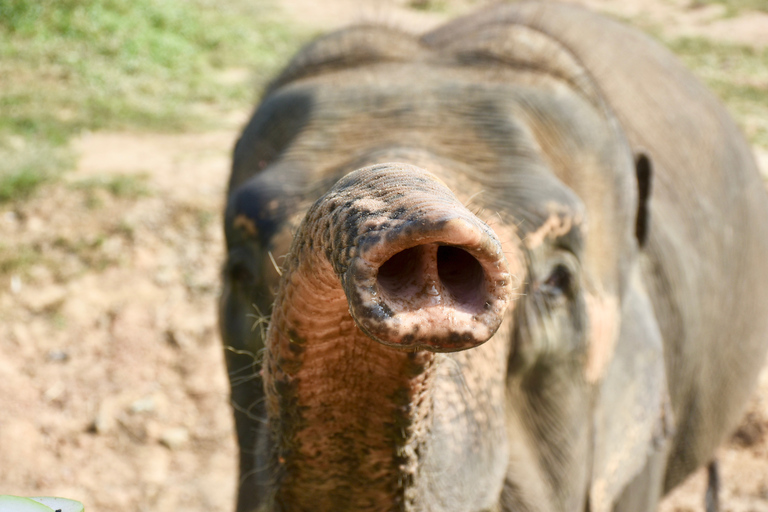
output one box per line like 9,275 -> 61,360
1,1 -> 767,511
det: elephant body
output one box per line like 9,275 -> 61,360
220,3 -> 768,511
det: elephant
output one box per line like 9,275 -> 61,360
219,2 -> 768,511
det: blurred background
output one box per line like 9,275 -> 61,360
0,0 -> 766,510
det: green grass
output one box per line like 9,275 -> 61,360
690,0 -> 768,16
665,36 -> 768,147
407,0 -> 450,12
0,243 -> 42,275
0,167 -> 53,202
71,174 -> 151,208
0,0 -> 306,202
0,140 -> 72,201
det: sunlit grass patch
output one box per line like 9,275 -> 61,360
0,0 -> 302,133
0,0 -> 306,201
71,174 -> 151,208
408,0 -> 450,12
0,166 -> 56,203
0,243 -> 43,275
0,140 -> 72,202
690,0 -> 768,16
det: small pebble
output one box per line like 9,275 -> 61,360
130,396 -> 155,414
10,275 -> 22,294
160,427 -> 189,450
46,349 -> 70,363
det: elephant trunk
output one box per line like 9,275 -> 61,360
263,163 -> 513,510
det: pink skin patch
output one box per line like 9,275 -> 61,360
584,291 -> 620,383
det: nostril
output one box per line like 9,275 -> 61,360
376,244 -> 487,309
377,246 -> 423,296
437,246 -> 485,308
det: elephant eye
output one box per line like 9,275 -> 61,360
541,264 -> 572,298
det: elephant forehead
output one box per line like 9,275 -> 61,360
276,63 -> 589,150
241,62 -> 636,279
272,69 -> 627,192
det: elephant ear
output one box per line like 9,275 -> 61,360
589,269 -> 673,512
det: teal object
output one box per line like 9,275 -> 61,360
0,496 -> 84,512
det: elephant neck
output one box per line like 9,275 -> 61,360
263,253 -> 437,511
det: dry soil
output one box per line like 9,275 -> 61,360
1,1 -> 767,511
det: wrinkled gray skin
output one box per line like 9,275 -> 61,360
220,3 -> 768,511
